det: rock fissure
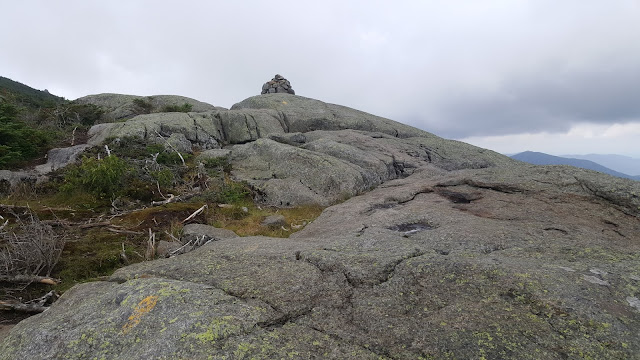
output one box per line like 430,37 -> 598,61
213,112 -> 228,143
306,324 -> 392,359
255,308 -> 312,330
573,176 -> 640,217
438,179 -> 524,194
396,188 -> 434,205
377,249 -> 427,286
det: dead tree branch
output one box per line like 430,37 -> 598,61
153,130 -> 185,165
0,275 -> 60,285
145,229 -> 156,260
182,204 -> 207,224
0,209 -> 65,281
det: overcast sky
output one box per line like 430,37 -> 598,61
2,1 -> 640,157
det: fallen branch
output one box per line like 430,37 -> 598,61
78,221 -> 112,229
106,227 -> 144,235
151,194 -> 176,206
0,301 -> 48,313
120,243 -> 129,264
182,204 -> 207,224
154,130 -> 185,165
0,275 -> 60,285
164,230 -> 180,242
145,229 -> 156,260
70,126 -> 77,146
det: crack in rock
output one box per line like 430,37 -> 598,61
378,249 -> 427,285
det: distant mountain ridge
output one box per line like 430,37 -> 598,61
562,154 -> 640,176
510,151 -> 640,181
0,76 -> 65,108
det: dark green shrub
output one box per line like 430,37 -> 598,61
216,181 -> 251,204
61,155 -> 130,199
157,151 -> 191,165
150,169 -> 174,188
70,103 -> 104,126
105,137 -> 156,159
145,143 -> 164,155
132,98 -> 153,114
161,103 -> 193,113
203,156 -> 232,173
0,103 -> 50,168
122,178 -> 156,202
50,103 -> 104,127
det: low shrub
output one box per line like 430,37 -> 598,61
157,150 -> 190,165
150,169 -> 175,188
215,179 -> 252,204
0,103 -> 51,168
203,156 -> 232,174
61,155 -> 130,199
161,103 -> 193,113
132,98 -> 153,114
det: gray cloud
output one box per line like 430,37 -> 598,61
428,60 -> 640,138
2,0 -> 640,147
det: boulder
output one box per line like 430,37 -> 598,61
196,149 -> 231,162
4,164 -> 639,359
34,144 -> 90,174
261,214 -> 286,228
88,93 -> 432,149
75,93 -> 222,122
230,138 -> 369,206
181,223 -> 239,242
231,93 -> 429,138
0,170 -> 38,195
155,240 -> 181,258
230,129 -> 516,207
87,112 -> 223,151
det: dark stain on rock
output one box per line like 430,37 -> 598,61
434,188 -> 483,204
388,221 -> 434,236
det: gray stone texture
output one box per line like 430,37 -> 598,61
74,93 -> 223,122
3,92 -> 640,359
34,144 -> 90,174
3,163 -> 639,359
261,74 -> 295,95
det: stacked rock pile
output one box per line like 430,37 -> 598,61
261,74 -> 295,95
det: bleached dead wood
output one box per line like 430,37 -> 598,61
1,209 -> 64,282
105,227 -> 144,235
0,290 -> 59,313
168,235 -> 213,257
0,301 -> 48,313
78,221 -> 112,229
151,194 -> 176,206
181,204 -> 207,224
70,126 -> 77,146
154,130 -> 185,165
0,275 -> 60,285
120,243 -> 129,264
145,229 -> 156,260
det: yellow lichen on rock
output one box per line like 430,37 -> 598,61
121,295 -> 159,334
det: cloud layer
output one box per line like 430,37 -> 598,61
2,1 -> 639,155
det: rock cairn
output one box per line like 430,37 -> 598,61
261,74 -> 295,95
